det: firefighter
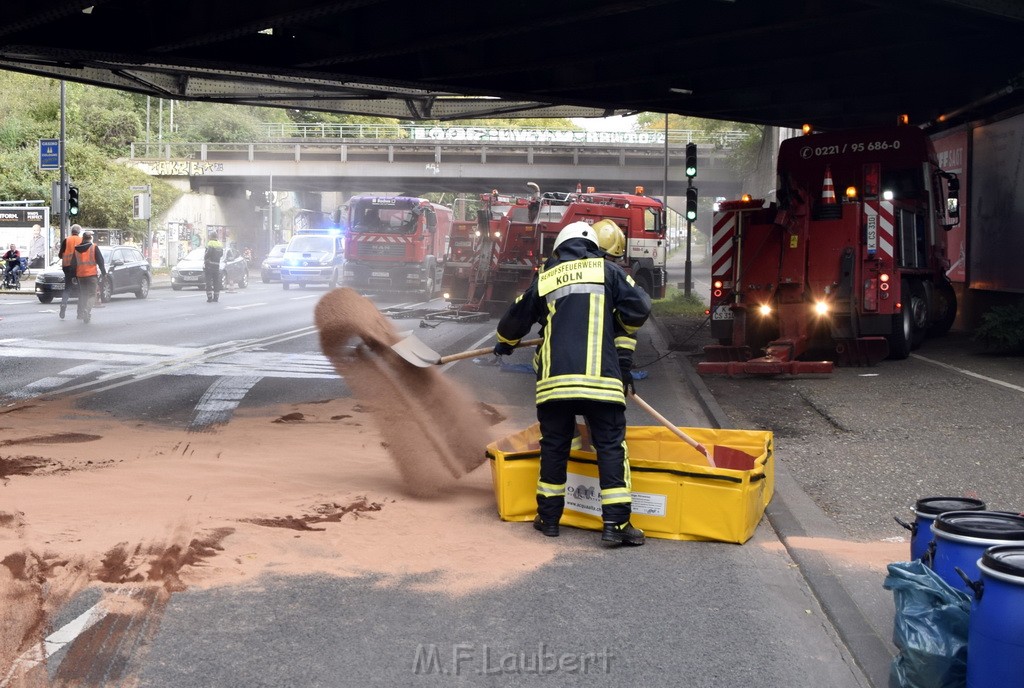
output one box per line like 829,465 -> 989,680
493,221 -> 651,546
204,232 -> 224,302
592,218 -> 626,263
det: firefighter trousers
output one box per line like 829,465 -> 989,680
536,399 -> 631,525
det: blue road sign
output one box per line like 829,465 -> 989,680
39,139 -> 60,171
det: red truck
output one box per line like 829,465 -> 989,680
342,195 -> 452,296
441,186 -> 668,315
699,124 -> 960,376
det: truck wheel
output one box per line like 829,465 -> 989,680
909,281 -> 929,349
887,279 -> 914,359
329,270 -> 339,289
283,282 -> 291,290
928,279 -> 957,337
37,294 -> 53,304
635,271 -> 654,298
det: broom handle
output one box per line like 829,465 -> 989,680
438,338 -> 544,364
630,392 -> 716,467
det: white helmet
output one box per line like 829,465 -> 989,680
552,221 -> 597,252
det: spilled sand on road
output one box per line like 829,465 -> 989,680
0,391 -> 558,681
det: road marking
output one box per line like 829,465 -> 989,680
225,302 -> 267,310
189,374 -> 264,429
0,594 -> 119,687
0,330 -> 336,404
289,294 -> 319,300
912,353 -> 1024,393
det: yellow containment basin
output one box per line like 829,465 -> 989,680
486,424 -> 774,544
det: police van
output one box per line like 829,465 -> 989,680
279,228 -> 345,289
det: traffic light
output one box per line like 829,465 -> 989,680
686,186 -> 698,222
67,185 -> 80,216
685,143 -> 697,178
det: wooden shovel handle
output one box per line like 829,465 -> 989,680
629,392 -> 716,467
437,338 -> 544,365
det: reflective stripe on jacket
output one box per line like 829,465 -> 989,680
61,235 -> 82,267
76,244 -> 98,277
496,238 -> 651,406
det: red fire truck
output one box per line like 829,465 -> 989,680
342,195 -> 452,296
441,186 -> 668,314
698,124 -> 961,376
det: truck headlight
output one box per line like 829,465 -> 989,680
758,303 -> 772,316
814,301 -> 829,315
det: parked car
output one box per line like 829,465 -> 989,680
34,245 -> 151,304
260,243 -> 288,283
171,246 -> 249,291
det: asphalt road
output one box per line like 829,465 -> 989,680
13,258 -> 1010,687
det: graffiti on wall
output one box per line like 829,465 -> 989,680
133,161 -> 226,176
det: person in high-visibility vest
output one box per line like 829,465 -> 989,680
57,224 -> 83,320
493,221 -> 651,546
71,231 -> 107,324
204,232 -> 224,302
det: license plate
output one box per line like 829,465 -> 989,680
371,272 -> 389,278
49,283 -> 64,290
712,305 -> 733,321
183,275 -> 199,281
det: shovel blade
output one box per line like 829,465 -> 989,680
390,331 -> 442,367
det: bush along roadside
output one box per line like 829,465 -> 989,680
973,302 -> 1024,354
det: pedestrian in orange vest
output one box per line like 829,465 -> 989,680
70,231 -> 106,324
57,224 -> 83,320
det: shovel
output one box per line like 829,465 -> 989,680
391,333 -> 543,367
629,391 -> 716,468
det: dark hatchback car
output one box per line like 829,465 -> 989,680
34,245 -> 152,304
170,246 -> 249,291
260,243 -> 288,283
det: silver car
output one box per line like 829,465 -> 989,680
171,246 -> 249,291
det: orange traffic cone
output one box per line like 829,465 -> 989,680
822,165 -> 836,205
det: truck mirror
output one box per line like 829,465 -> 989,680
528,200 -> 540,223
425,209 -> 436,231
477,209 -> 489,231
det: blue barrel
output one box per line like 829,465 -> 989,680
930,511 -> 1024,594
897,497 -> 986,561
964,545 -> 1024,688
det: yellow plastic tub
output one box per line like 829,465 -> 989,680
486,424 -> 774,544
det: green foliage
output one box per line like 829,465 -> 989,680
69,83 -> 143,155
168,101 -> 268,142
637,113 -> 763,178
973,302 -> 1024,354
0,73 -> 182,231
651,286 -> 707,317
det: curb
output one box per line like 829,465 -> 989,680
651,314 -> 891,688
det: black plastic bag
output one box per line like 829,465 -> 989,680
883,560 -> 971,688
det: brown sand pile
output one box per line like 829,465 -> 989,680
0,396 -> 559,681
314,288 -> 492,496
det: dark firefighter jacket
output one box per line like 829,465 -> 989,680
496,237 -> 651,406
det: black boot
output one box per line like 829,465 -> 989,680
601,521 -> 645,546
533,514 -> 559,537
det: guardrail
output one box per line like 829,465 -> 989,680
128,124 -> 749,160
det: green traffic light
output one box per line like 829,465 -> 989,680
685,143 -> 697,179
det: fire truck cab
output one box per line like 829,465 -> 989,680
343,196 -> 452,296
700,125 -> 960,376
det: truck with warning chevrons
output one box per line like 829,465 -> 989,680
699,124 -> 961,376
